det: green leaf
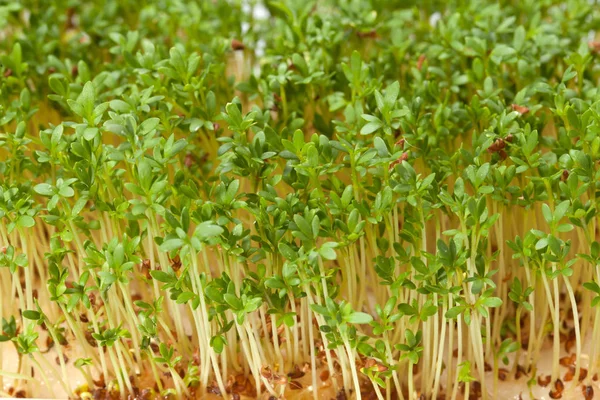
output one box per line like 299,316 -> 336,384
176,292 -> 195,304
293,215 -> 313,240
58,185 -> 75,198
196,222 -> 223,240
475,163 -> 489,186
278,243 -> 298,261
347,312 -> 373,324
556,223 -> 573,233
223,294 -> 242,310
535,238 -> 548,250
384,81 -> 400,106
541,204 -> 552,225
566,107 -> 580,131
458,361 -> 475,383
139,118 -> 161,135
109,100 -> 131,113
553,200 -> 570,222
490,44 -> 516,64
319,243 -> 338,260
513,26 -> 526,51
17,215 -> 35,228
583,282 -> 600,294
150,270 -> 174,283
361,121 -> 383,135
22,310 -> 41,320
562,65 -> 577,82
445,306 -> 464,319
265,277 -> 286,289
481,297 -> 503,308
78,81 -> 96,118
34,183 -> 54,196
310,304 -> 328,316
160,238 -> 184,252
373,137 -> 389,157
211,335 -> 225,354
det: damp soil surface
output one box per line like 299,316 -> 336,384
4,330 -> 600,400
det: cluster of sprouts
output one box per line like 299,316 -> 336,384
2,1 -> 600,399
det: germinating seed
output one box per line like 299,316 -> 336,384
1,1 -> 600,400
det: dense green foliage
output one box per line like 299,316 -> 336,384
1,0 -> 600,399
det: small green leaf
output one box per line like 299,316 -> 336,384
361,121 -> 383,135
373,137 -> 389,157
319,242 -> 338,260
278,243 -> 298,261
160,238 -> 184,252
176,292 -> 195,304
196,222 -> 223,240
535,238 -> 548,250
481,297 -> 503,308
22,311 -> 41,320
17,216 -> 35,228
150,270 -> 174,283
445,306 -> 464,319
347,312 -> 373,324
34,183 -> 54,196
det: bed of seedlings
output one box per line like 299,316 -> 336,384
1,0 -> 600,399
